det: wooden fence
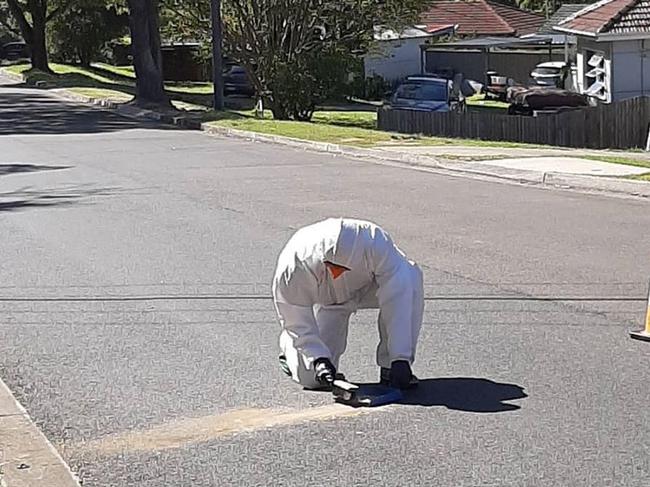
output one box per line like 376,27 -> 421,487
377,96 -> 650,150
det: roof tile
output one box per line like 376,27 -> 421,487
557,0 -> 644,34
420,0 -> 544,36
610,0 -> 650,33
538,4 -> 587,34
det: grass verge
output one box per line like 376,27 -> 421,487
207,114 -> 390,147
581,155 -> 650,169
67,87 -> 133,102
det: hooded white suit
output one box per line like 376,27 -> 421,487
272,218 -> 424,388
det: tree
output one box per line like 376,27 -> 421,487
3,0 -> 64,71
0,3 -> 19,44
2,1 -> 127,70
159,0 -> 428,120
48,3 -> 129,66
126,0 -> 170,107
512,0 -> 597,16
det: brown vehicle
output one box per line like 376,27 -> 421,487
506,85 -> 589,116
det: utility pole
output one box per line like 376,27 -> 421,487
210,0 -> 224,111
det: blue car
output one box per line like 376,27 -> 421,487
389,76 -> 465,113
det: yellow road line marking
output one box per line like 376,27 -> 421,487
73,404 -> 372,456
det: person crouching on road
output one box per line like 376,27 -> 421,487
271,217 -> 424,391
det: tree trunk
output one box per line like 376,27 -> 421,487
269,96 -> 290,120
79,51 -> 91,67
6,0 -> 51,73
30,4 -> 50,72
126,0 -> 170,108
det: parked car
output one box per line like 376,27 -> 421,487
223,64 -> 255,97
388,76 -> 465,113
1,41 -> 30,61
530,61 -> 571,88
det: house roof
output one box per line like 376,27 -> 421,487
420,0 -> 545,36
538,4 -> 587,34
426,24 -> 459,35
556,0 -> 650,36
426,35 -> 554,49
609,0 -> 650,33
372,24 -> 457,41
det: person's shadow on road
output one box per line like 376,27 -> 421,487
397,377 -> 528,413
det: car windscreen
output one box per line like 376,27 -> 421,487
534,67 -> 561,75
394,82 -> 447,101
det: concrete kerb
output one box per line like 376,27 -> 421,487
0,69 -> 24,83
0,378 -> 81,487
203,123 -> 650,196
54,89 -> 204,129
3,67 -> 649,198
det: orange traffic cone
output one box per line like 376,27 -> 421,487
630,281 -> 650,342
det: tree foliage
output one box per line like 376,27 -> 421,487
509,0 -> 597,15
0,3 -> 19,44
160,0 -> 428,119
48,2 -> 129,66
1,1 -> 131,70
2,0 -> 67,71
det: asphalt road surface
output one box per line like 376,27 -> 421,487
1,82 -> 649,487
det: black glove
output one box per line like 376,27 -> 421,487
314,358 -> 336,386
390,360 -> 413,389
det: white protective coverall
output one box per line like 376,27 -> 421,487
271,217 -> 424,389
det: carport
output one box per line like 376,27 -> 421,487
421,35 -> 565,84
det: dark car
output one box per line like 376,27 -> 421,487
389,76 -> 465,113
1,42 -> 30,61
223,64 -> 255,97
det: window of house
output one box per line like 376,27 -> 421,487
584,49 -> 609,101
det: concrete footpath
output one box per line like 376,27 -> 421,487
376,146 -> 650,176
0,378 -> 80,487
203,124 -> 650,198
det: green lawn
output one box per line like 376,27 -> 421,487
92,63 -> 135,79
209,116 -> 390,147
465,94 -> 509,113
7,63 -> 131,86
581,155 -> 650,169
6,63 -> 219,107
67,87 -> 133,102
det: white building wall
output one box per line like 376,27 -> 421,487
576,37 -> 612,103
363,37 -> 428,81
576,51 -> 585,93
611,39 -> 650,101
604,57 -> 613,103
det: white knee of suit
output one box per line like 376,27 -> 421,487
279,330 -> 321,389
